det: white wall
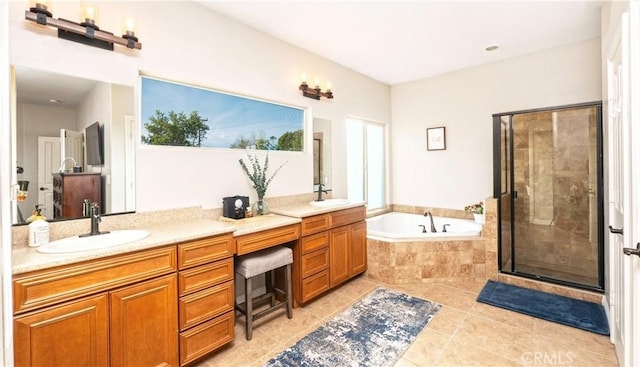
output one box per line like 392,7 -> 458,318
390,38 -> 602,210
8,1 -> 391,212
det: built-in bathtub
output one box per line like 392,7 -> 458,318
365,212 -> 486,284
367,212 -> 481,241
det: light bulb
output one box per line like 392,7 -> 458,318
80,3 -> 99,26
123,17 -> 136,36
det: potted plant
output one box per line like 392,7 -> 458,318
239,151 -> 286,215
464,201 -> 484,224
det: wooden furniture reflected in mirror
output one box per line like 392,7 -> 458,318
53,173 -> 102,219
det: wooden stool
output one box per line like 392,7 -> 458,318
235,246 -> 293,340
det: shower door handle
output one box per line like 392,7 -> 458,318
623,243 -> 640,257
609,226 -> 623,235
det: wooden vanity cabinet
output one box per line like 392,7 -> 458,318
14,294 -> 109,367
329,210 -> 367,287
110,274 -> 178,367
176,234 -> 235,366
12,246 -> 178,367
294,206 -> 367,305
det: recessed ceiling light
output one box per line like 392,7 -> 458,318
485,44 -> 500,52
48,99 -> 62,103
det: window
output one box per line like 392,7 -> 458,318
346,118 -> 386,210
140,76 -> 304,151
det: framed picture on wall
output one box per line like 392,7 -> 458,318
427,126 -> 446,151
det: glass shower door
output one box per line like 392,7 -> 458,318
495,103 -> 603,291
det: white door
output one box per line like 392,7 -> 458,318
124,115 -> 135,211
625,2 -> 640,366
608,7 -> 639,366
37,136 -> 60,219
60,128 -> 84,170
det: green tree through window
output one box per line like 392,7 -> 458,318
142,110 -> 209,147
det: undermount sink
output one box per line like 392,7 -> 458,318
36,230 -> 150,254
310,198 -> 350,207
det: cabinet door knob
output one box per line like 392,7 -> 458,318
39,187 -> 48,191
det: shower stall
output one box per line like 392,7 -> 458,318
493,102 -> 604,292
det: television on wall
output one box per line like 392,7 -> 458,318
85,122 -> 104,166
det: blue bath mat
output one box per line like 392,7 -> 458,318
477,280 -> 609,335
265,287 -> 441,367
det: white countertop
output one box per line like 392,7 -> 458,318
12,203 -> 366,275
270,200 -> 366,218
219,214 -> 301,236
12,219 -> 236,275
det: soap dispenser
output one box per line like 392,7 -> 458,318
28,205 -> 49,247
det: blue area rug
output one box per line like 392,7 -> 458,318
265,287 -> 441,367
477,280 -> 609,335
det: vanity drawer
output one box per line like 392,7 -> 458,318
178,234 -> 234,270
300,214 -> 331,236
179,280 -> 234,331
300,231 -> 329,254
235,224 -> 300,255
13,246 -> 177,314
301,248 -> 330,278
178,258 -> 234,296
179,310 -> 234,366
301,269 -> 330,303
331,206 -> 366,228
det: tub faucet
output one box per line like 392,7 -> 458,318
424,211 -> 437,233
80,203 -> 109,237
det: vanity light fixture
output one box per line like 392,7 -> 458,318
299,73 -> 333,100
25,2 -> 141,51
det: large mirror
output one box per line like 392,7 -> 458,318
12,66 -> 135,225
313,118 -> 332,191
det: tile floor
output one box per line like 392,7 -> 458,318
194,276 -> 619,367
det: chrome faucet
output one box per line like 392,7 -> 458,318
316,183 -> 328,201
80,203 -> 109,237
424,211 -> 437,233
58,157 -> 77,173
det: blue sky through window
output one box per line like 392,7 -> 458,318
141,76 -> 304,149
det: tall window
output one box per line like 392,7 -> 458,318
346,118 -> 386,210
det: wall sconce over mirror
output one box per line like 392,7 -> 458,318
25,1 -> 142,51
299,73 -> 333,100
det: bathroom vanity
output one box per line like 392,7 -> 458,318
272,204 -> 367,305
11,202 -> 366,366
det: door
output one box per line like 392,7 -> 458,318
607,7 -> 640,366
329,226 -> 349,287
13,294 -> 109,367
110,274 -> 178,367
349,221 -> 367,276
124,115 -> 135,211
37,137 -> 61,219
60,128 -> 84,170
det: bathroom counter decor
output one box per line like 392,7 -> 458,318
238,151 -> 286,216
